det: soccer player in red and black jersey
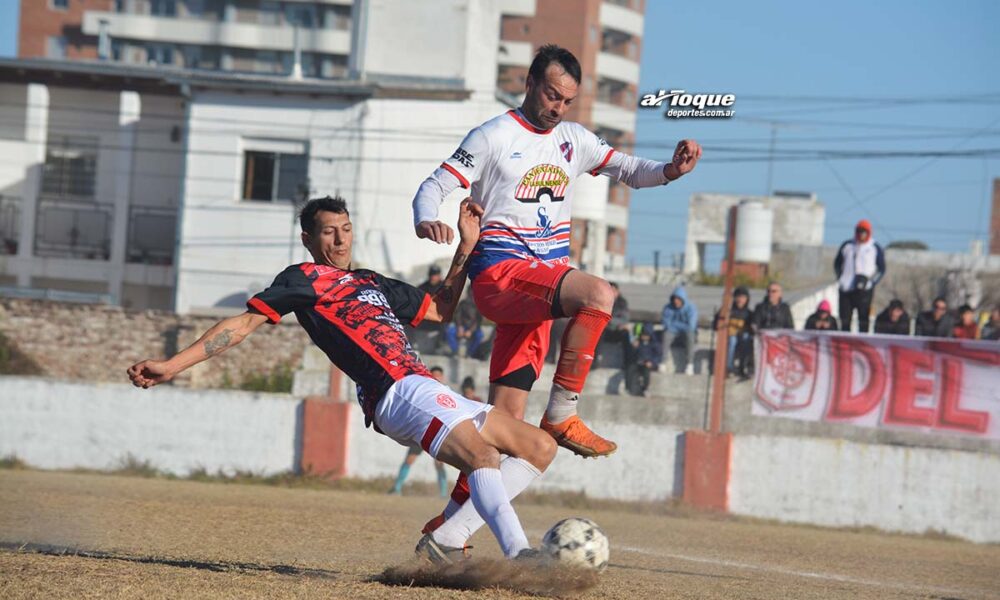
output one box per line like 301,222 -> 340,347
127,196 -> 557,563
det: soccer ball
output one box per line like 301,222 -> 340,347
540,517 -> 610,571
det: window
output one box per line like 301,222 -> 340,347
259,0 -> 280,25
285,4 -> 315,27
51,0 -> 69,10
242,150 -> 308,202
147,44 -> 175,65
41,136 -> 98,200
150,0 -> 177,17
46,36 -> 67,59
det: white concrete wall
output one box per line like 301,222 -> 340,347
729,434 -> 1000,543
346,396 -> 684,502
0,377 -> 300,476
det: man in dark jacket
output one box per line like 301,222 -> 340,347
805,299 -> 839,331
982,306 -> 1000,341
915,297 -> 954,338
752,282 -> 795,331
874,299 -> 910,335
834,219 -> 886,333
626,326 -> 662,396
446,296 -> 484,357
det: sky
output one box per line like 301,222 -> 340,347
0,1 -> 996,268
630,0 -> 1000,267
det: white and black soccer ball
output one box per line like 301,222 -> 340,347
540,517 -> 610,572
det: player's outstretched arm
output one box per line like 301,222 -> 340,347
126,311 -> 269,388
423,199 -> 483,323
663,139 -> 702,181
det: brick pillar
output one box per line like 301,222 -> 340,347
300,397 -> 351,480
682,430 -> 733,511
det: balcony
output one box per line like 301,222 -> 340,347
499,0 -> 537,17
596,51 -> 639,85
34,198 -> 113,261
82,11 -> 351,55
498,40 -> 533,67
592,101 -> 636,133
600,2 -> 644,37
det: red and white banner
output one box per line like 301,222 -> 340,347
752,330 -> 1000,439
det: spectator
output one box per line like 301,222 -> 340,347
915,297 -> 954,338
411,265 -> 445,353
389,365 -> 449,497
952,304 -> 980,339
460,376 -> 483,402
446,295 -> 484,357
661,285 -> 698,374
981,306 -> 1000,341
598,282 -> 632,368
874,299 -> 911,335
626,325 -> 662,396
752,282 -> 794,332
805,300 -> 839,331
834,219 -> 886,333
714,286 -> 753,377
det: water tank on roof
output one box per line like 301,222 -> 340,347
734,200 -> 773,263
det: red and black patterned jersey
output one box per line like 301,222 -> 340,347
247,263 -> 433,423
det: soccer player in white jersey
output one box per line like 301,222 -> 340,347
411,45 -> 701,539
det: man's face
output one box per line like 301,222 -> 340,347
429,273 -> 442,286
890,307 -> 903,321
431,369 -> 445,384
302,210 -> 353,269
523,64 -> 578,130
855,227 -> 870,242
672,296 -> 684,309
933,300 -> 947,318
768,285 -> 782,304
734,295 -> 747,308
960,311 -> 975,326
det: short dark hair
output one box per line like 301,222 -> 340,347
461,376 -> 475,391
958,304 -> 973,315
933,296 -> 947,307
299,196 -> 349,234
528,44 -> 582,85
430,365 -> 444,374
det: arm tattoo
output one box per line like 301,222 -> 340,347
203,328 -> 234,357
453,253 -> 467,268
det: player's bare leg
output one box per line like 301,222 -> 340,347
422,382 -> 531,534
540,269 -> 617,457
417,415 -> 555,562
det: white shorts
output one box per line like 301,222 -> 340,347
374,374 -> 492,459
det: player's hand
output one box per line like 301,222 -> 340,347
664,139 -> 702,181
416,220 -> 455,244
127,359 -> 174,389
457,198 -> 483,246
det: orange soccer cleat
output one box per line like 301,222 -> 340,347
539,415 -> 617,458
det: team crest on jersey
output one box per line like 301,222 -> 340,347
536,207 -> 553,238
560,141 -> 573,163
515,164 -> 569,204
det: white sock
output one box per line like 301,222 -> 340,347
545,383 -> 579,423
465,468 -> 529,558
432,456 -> 541,551
442,498 -> 462,519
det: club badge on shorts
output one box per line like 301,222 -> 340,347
436,393 -> 457,409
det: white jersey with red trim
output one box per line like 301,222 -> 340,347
439,110 -> 615,278
413,108 -> 672,279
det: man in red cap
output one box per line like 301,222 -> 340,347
833,219 -> 886,333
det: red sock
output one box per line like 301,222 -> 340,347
450,472 -> 470,504
553,307 -> 611,393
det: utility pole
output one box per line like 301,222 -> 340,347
708,206 -> 738,433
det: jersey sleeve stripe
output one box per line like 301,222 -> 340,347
247,297 -> 281,324
589,149 -> 616,176
411,293 -> 432,327
440,162 -> 470,188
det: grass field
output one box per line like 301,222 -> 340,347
1,469 -> 998,599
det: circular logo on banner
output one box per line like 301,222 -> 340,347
436,394 -> 457,409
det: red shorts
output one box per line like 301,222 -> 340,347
471,258 -> 573,382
